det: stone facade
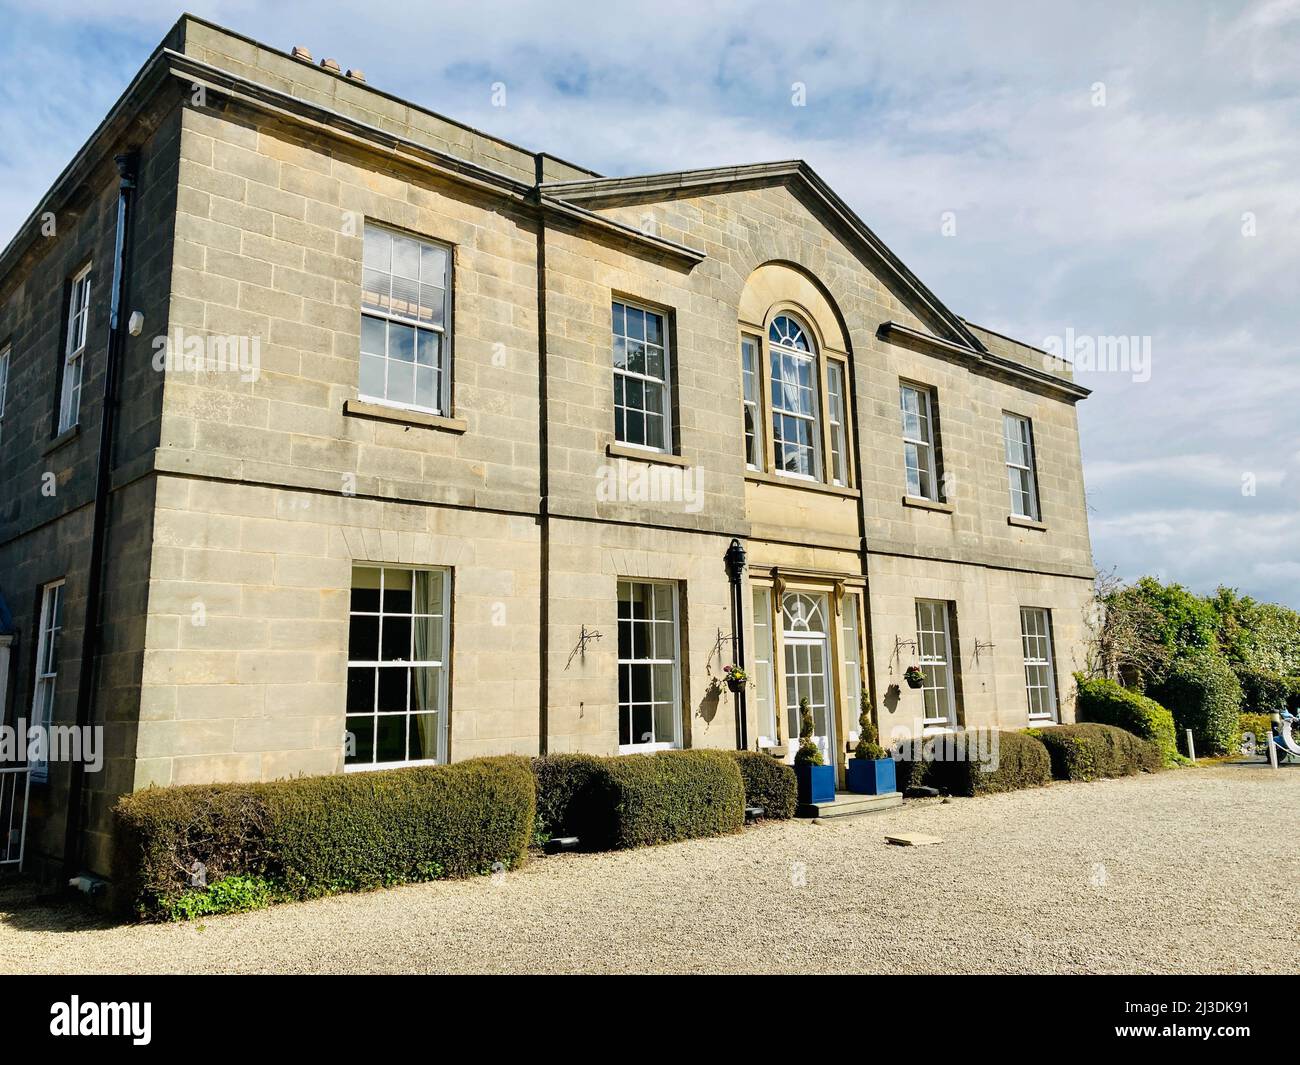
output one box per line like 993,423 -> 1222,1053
0,16 -> 1094,882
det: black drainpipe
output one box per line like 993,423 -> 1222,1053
533,154 -> 550,756
724,538 -> 748,750
63,150 -> 139,882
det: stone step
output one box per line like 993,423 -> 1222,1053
797,790 -> 903,819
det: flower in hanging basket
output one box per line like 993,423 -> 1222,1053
903,665 -> 927,689
723,664 -> 748,693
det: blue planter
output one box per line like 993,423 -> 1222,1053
846,757 -> 897,795
794,762 -> 836,805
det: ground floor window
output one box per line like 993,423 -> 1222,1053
346,566 -> 450,769
840,592 -> 863,727
1020,607 -> 1058,722
29,580 -> 64,783
617,579 -> 681,751
915,599 -> 956,726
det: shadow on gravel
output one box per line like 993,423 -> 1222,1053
0,879 -> 127,934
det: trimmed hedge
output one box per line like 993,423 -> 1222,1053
531,749 -> 748,848
114,755 -> 536,920
725,750 -> 797,820
600,750 -> 745,849
1030,723 -> 1162,781
1152,651 -> 1243,756
1075,674 -> 1178,763
894,730 -> 1052,796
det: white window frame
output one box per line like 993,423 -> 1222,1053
0,342 -> 10,443
1003,412 -> 1040,520
827,360 -> 848,486
617,578 -> 682,753
900,383 -> 940,501
741,334 -> 764,470
345,565 -> 451,771
359,225 -> 452,417
1020,607 -> 1058,722
769,314 -> 822,481
751,585 -> 777,744
59,265 -> 91,433
841,592 -> 863,730
30,580 -> 65,783
612,300 -> 673,453
915,599 -> 956,726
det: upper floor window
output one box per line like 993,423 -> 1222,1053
740,334 -> 763,469
59,265 -> 91,432
1003,413 -> 1040,520
900,383 -> 940,500
769,314 -> 821,479
360,226 -> 451,415
826,361 -> 848,486
612,300 -> 671,451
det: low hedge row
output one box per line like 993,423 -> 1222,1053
894,730 -> 1052,796
1075,674 -> 1178,764
531,749 -> 749,849
726,750 -> 797,820
1030,722 -> 1162,781
113,755 -> 536,921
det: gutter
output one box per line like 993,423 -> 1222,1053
62,151 -> 140,883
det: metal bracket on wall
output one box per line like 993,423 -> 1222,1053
972,639 -> 996,665
891,635 -> 918,671
564,624 -> 603,670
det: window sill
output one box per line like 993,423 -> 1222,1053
44,425 -> 80,455
746,469 -> 861,499
606,442 -> 689,468
1007,514 -> 1047,531
902,494 -> 953,513
344,399 -> 467,434
345,759 -> 439,773
617,741 -> 679,755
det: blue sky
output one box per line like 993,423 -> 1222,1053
3,1 -> 1298,605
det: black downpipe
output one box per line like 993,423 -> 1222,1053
63,150 -> 139,881
533,153 -> 550,756
724,538 -> 748,750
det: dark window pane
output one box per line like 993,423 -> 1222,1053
381,615 -> 412,661
619,706 -> 630,746
351,570 -> 381,613
409,666 -> 440,713
348,615 -> 379,661
383,570 -> 413,613
345,714 -> 375,765
632,704 -> 653,746
631,664 -> 652,701
376,714 -> 406,763
377,667 -> 408,712
618,618 -> 632,659
346,668 -> 375,712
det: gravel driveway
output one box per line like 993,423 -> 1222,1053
2,762 -> 1297,974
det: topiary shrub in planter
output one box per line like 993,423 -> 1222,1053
1075,673 -> 1178,764
846,691 -> 896,795
1030,722 -> 1162,781
114,755 -> 536,921
726,750 -> 797,819
792,696 -> 835,805
1152,651 -> 1243,756
596,749 -> 745,849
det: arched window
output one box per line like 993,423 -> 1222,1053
768,314 -> 821,478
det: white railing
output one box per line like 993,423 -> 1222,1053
0,766 -> 30,870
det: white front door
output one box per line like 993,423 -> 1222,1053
782,593 -> 835,764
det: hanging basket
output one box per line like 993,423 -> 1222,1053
904,666 -> 926,689
725,674 -> 746,694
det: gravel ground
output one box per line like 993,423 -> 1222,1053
1,762 -> 1296,974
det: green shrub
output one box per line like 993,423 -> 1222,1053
114,755 -> 536,920
1236,667 -> 1290,715
1153,651 -> 1243,756
793,696 -> 822,766
531,753 -> 608,842
893,730 -> 1051,796
598,750 -> 745,849
1075,674 -> 1178,763
159,874 -> 278,922
853,691 -> 886,760
1030,722 -> 1162,781
725,751 -> 796,819
1238,712 -> 1274,754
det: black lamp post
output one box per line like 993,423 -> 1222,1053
724,538 -> 748,750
